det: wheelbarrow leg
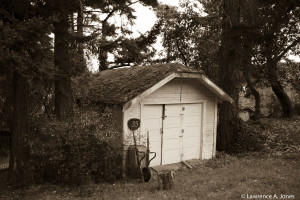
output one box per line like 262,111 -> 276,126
132,130 -> 144,182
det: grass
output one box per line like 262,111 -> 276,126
1,154 -> 299,200
0,118 -> 299,200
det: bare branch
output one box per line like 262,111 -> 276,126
101,0 -> 139,24
102,9 -> 117,24
176,40 -> 188,66
275,37 -> 300,62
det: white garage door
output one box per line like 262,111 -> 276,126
142,104 -> 202,166
142,105 -> 162,167
182,104 -> 202,161
163,104 -> 182,165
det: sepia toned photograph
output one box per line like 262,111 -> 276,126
0,0 -> 299,199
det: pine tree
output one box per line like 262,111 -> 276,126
0,0 -> 53,187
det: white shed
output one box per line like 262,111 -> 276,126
90,63 -> 233,170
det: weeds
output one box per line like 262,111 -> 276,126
205,152 -> 238,168
0,117 -> 299,199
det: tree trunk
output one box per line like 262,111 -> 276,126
217,0 -> 250,152
98,22 -> 108,71
245,73 -> 261,119
98,47 -> 108,71
77,0 -> 86,72
8,71 -> 33,187
217,35 -> 240,152
157,171 -> 175,190
54,13 -> 74,119
266,58 -> 294,118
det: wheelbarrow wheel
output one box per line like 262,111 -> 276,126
142,167 -> 151,182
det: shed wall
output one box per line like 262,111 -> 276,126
123,78 -> 218,167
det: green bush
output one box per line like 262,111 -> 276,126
230,120 -> 267,154
30,108 -> 123,184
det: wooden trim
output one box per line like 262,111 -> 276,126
123,72 -> 234,112
140,100 -> 210,105
179,73 -> 234,104
139,102 -> 144,145
122,110 -> 127,178
212,96 -> 218,157
123,73 -> 176,111
200,101 -> 206,160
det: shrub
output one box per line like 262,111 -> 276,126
0,134 -> 9,158
266,95 -> 282,118
205,152 -> 237,168
260,118 -> 300,155
295,104 -> 300,115
30,107 -> 123,184
230,119 -> 267,154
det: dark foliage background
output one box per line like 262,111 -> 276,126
30,106 -> 123,184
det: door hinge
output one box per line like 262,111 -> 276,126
182,106 -> 185,111
181,129 -> 184,133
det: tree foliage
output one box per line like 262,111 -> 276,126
253,0 -> 300,118
155,1 -> 221,81
82,0 -> 159,70
157,0 -> 299,151
0,0 -> 54,187
0,0 -> 160,187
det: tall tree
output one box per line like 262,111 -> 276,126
84,0 -> 158,70
41,0 -> 86,119
256,0 -> 300,118
0,0 -> 53,186
155,1 -> 221,81
53,12 -> 74,119
241,34 -> 263,120
216,0 -> 258,151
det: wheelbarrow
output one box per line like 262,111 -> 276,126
133,131 -> 156,182
141,131 -> 156,182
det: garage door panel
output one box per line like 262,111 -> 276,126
183,137 -> 199,147
163,104 -> 182,165
184,115 -> 201,125
144,105 -> 162,117
165,105 -> 181,116
148,129 -> 160,141
184,126 -> 200,137
149,140 -> 161,166
164,116 -> 181,128
144,118 -> 161,130
143,103 -> 202,166
164,138 -> 180,149
183,147 -> 200,160
143,105 -> 162,167
185,104 -> 201,113
182,104 -> 202,161
164,127 -> 180,139
163,149 -> 181,165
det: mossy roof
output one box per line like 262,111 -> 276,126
89,63 -> 203,105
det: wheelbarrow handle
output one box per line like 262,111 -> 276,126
149,152 -> 156,163
137,151 -> 146,163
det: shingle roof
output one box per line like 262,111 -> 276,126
89,63 -> 203,105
